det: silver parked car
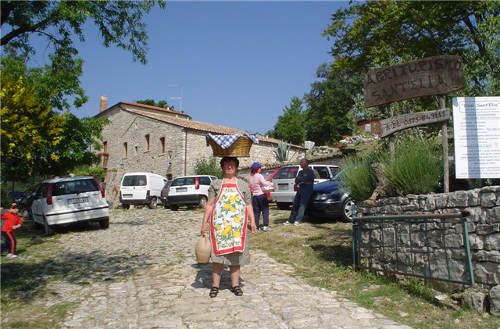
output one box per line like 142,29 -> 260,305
270,164 -> 339,210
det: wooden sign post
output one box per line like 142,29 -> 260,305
364,55 -> 465,107
439,96 -> 449,192
364,55 -> 465,193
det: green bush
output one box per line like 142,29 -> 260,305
72,165 -> 106,181
194,158 -> 222,178
384,135 -> 442,195
274,143 -> 290,163
339,155 -> 376,201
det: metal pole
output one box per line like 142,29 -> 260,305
439,95 -> 450,193
462,217 -> 475,286
352,219 -> 360,271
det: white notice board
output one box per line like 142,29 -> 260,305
452,97 -> 500,179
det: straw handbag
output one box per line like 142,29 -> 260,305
195,235 -> 211,264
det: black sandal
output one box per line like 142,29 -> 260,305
231,285 -> 243,296
209,286 -> 219,298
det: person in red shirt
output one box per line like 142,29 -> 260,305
1,203 -> 23,258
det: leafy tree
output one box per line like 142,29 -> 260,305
136,99 -> 171,108
194,158 -> 222,178
1,57 -> 64,181
269,97 -> 306,145
304,64 -> 361,144
1,56 -> 108,182
305,1 -> 499,145
39,114 -> 109,177
1,0 -> 166,110
323,1 -> 499,95
72,165 -> 106,182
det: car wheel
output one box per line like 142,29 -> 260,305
199,196 -> 208,208
342,198 -> 355,222
277,202 -> 289,210
170,205 -> 179,211
43,216 -> 54,235
99,217 -> 110,229
32,218 -> 42,229
148,197 -> 158,209
122,204 -> 130,209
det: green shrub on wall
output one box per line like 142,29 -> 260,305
339,155 -> 376,201
384,135 -> 442,195
195,158 -> 222,178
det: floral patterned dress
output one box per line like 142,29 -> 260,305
208,178 -> 251,265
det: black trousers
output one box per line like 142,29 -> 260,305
252,194 -> 270,227
1,231 -> 16,254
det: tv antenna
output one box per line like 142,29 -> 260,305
168,84 -> 183,112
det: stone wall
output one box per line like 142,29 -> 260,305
99,109 -> 305,207
184,132 -> 304,174
356,186 -> 500,314
101,110 -> 187,206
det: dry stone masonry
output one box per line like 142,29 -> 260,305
357,186 -> 500,314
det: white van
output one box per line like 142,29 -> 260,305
120,172 -> 167,209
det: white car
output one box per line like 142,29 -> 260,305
167,175 -> 217,210
120,172 -> 168,209
31,176 -> 110,234
270,164 -> 339,210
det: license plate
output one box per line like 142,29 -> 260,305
68,197 -> 89,204
278,184 -> 288,191
176,187 -> 187,192
122,194 -> 133,198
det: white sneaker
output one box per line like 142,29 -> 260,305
294,221 -> 302,226
284,221 -> 291,225
262,226 -> 269,231
7,253 -> 17,258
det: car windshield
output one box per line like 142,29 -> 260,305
171,177 -> 196,187
261,170 -> 274,179
275,166 -> 299,179
52,179 -> 99,196
122,175 -> 147,186
332,171 -> 344,180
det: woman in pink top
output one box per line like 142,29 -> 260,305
249,162 -> 273,231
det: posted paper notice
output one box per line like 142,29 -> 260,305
452,97 -> 500,179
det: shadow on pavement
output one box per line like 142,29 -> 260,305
1,251 -> 149,302
191,263 -> 246,291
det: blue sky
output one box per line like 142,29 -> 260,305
35,1 -> 347,134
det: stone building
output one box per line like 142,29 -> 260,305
95,97 -> 305,206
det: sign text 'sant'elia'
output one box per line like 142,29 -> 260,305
364,55 -> 465,108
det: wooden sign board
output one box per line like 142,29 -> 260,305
379,109 -> 450,137
364,55 -> 465,108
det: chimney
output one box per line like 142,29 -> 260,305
100,95 -> 108,112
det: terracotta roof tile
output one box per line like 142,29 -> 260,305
120,102 -> 190,118
98,102 -> 303,148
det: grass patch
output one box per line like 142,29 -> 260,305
2,300 -> 76,329
251,208 -> 500,329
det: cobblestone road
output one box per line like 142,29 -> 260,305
52,208 -> 411,329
